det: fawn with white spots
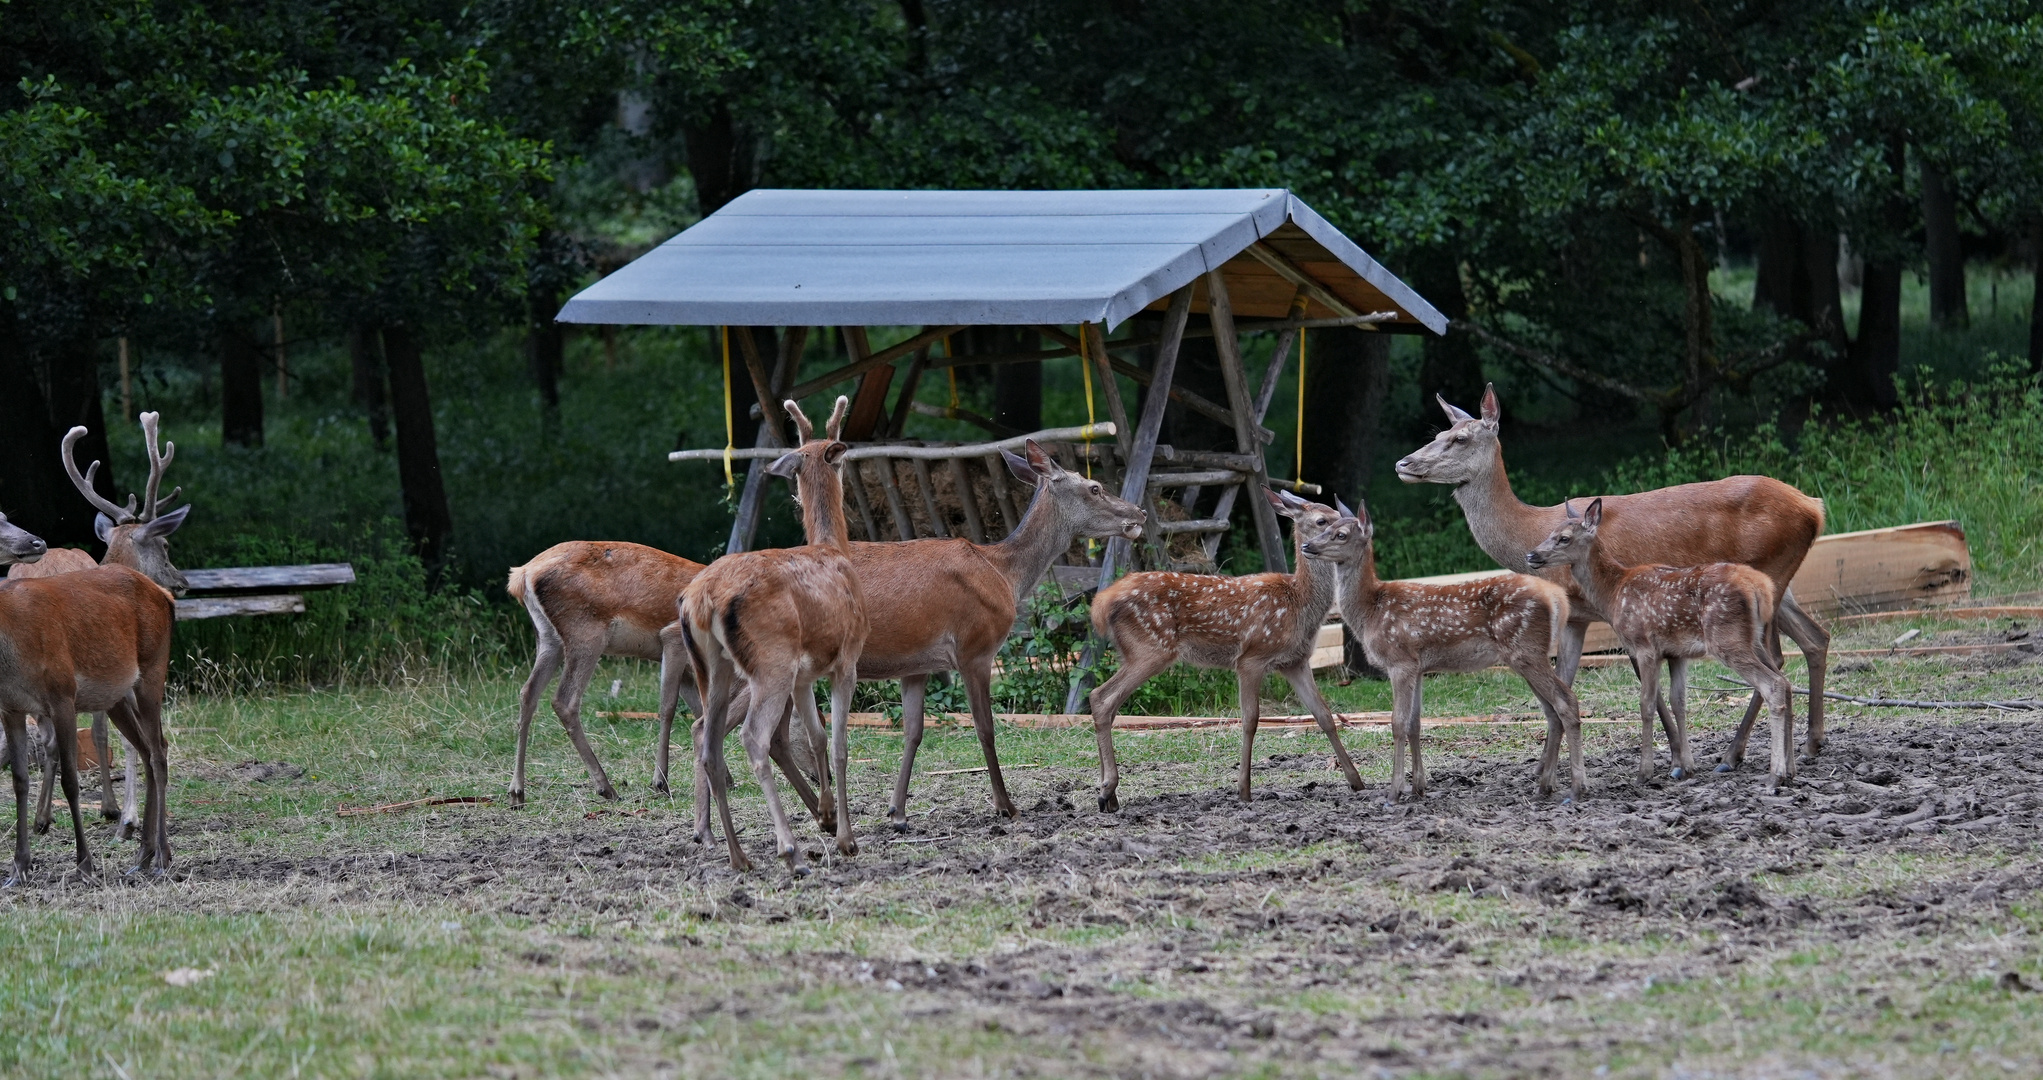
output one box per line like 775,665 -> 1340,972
1396,384 -> 1828,773
677,398 -> 867,872
1087,489 -> 1365,811
1302,501 -> 1585,802
1527,498 -> 1797,789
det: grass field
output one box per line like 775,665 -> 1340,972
2,606 -> 2039,1078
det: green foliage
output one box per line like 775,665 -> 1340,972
1602,367 -> 2043,593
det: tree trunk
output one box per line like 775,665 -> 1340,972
1410,254 -> 1484,432
349,322 -> 390,449
381,322 -> 453,571
1675,223 -> 1716,433
2030,220 -> 2043,375
1300,327 -> 1390,506
1921,161 -> 1969,329
0,324 -> 118,548
1852,260 -> 1903,409
220,325 -> 265,447
527,287 -> 563,414
683,100 -> 752,217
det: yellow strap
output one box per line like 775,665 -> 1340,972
720,326 -> 735,487
1293,326 -> 1306,489
1078,324 -> 1095,478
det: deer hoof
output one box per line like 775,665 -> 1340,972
651,781 -> 670,797
30,819 -> 50,837
1713,762 -> 1734,774
506,789 -> 527,809
837,838 -> 859,857
1097,792 -> 1119,813
889,819 -> 909,834
1669,767 -> 1686,781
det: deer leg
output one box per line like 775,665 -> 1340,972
511,625 -> 567,809
1555,618 -> 1591,686
828,672 -> 859,857
789,691 -> 833,834
767,696 -> 823,825
1666,657 -> 1696,779
698,663 -> 751,872
33,719 -> 55,835
91,714 -> 117,823
887,674 -> 929,831
961,661 -> 1015,820
1511,660 -> 1573,800
1635,656 -> 1663,781
44,708 -> 96,882
743,685 -> 804,874
1088,651 -> 1173,813
691,655 -> 738,847
3,713 -> 33,886
1731,651 -> 1795,790
118,686 -> 172,875
1406,677 -> 1428,799
652,625 -> 702,796
1775,590 -> 1828,756
551,644 -> 617,801
1280,663 -> 1363,791
1236,664 -> 1267,803
118,730 -> 139,841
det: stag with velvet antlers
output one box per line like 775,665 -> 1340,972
1087,489 -> 1365,812
1397,385 -> 1828,775
1302,501 -> 1585,802
6,413 -> 190,840
1528,498 -> 1797,789
678,398 -> 867,872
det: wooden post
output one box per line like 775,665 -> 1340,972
841,327 -> 894,440
1206,288 -> 1308,562
726,326 -> 806,554
909,457 -> 950,538
885,347 -> 933,438
732,326 -> 782,446
1066,284 -> 1194,714
982,453 -> 1021,533
1082,324 -> 1134,462
874,458 -> 917,540
846,462 -> 882,541
947,457 -> 986,543
1207,270 -> 1288,571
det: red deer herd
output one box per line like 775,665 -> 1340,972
0,386 -> 1835,880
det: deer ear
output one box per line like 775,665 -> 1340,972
1563,499 -> 1579,520
821,441 -> 850,467
1003,450 -> 1037,485
1479,383 -> 1500,426
1023,439 -> 1059,478
94,513 -> 115,545
1583,498 -> 1603,527
825,395 -> 851,441
764,450 -> 802,478
782,399 -> 815,444
136,503 -> 189,540
1437,394 -> 1474,424
1335,495 -> 1354,518
1265,487 -> 1298,517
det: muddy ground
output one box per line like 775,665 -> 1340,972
13,704 -> 2032,1078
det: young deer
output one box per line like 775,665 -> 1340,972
0,564 -> 177,881
1302,501 -> 1585,802
0,511 -> 48,566
679,398 -> 867,872
1087,489 -> 1364,811
1527,498 -> 1796,789
1396,385 -> 1828,772
8,414 -> 190,839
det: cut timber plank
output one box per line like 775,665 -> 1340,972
1310,622 -> 1344,671
182,563 -> 356,594
1834,606 -> 2043,626
844,711 -> 1624,731
177,594 -> 305,620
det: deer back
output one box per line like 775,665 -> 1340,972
4,548 -> 99,580
509,541 -> 705,658
0,565 -> 174,715
1611,561 -> 1777,659
682,546 -> 867,681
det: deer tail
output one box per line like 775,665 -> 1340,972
513,566 -> 562,654
678,595 -> 713,704
505,563 -> 529,603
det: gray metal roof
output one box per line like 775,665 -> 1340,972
557,188 -> 1446,333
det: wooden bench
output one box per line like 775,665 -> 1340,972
176,563 -> 357,620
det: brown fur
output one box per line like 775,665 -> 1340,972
1529,498 -> 1796,789
1303,505 -> 1585,802
0,565 -> 176,879
1396,384 -> 1831,760
1087,492 -> 1361,810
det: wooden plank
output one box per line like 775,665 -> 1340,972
1155,518 -> 1230,534
1243,242 -> 1363,320
947,457 -> 986,543
1082,323 -> 1135,462
725,326 -> 805,554
785,324 -> 966,400
908,456 -> 950,539
982,453 -> 1021,533
883,347 -> 933,438
1309,622 -> 1344,671
181,564 -> 355,594
1099,284 -> 1194,585
846,460 -> 883,541
672,423 -> 1118,463
177,594 -> 305,620
841,711 -> 1626,731
1149,470 -> 1239,488
1833,606 -> 2043,626
731,326 -> 783,446
840,327 -> 894,441
1789,520 -> 1971,616
1205,269 -> 1288,572
873,458 -> 918,540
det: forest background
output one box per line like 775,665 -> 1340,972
4,0 -> 2042,689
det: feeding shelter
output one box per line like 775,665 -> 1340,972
558,188 -> 1445,580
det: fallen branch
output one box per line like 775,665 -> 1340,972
887,835 -> 954,845
336,795 -> 493,817
1710,677 -> 2042,711
926,763 -> 1041,776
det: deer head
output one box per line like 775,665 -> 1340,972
1301,501 -> 1374,564
1000,440 -> 1145,542
1525,498 -> 1602,571
62,412 -> 190,596
765,397 -> 854,547
0,510 -> 48,566
1394,382 -> 1501,486
1266,488 -> 1345,543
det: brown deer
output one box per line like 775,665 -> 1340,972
0,511 -> 48,566
659,438 -> 1147,830
7,414 -> 190,839
678,397 -> 866,871
1396,385 -> 1828,773
1301,501 -> 1584,802
1086,489 -> 1365,811
1527,498 -> 1796,789
0,564 -> 177,881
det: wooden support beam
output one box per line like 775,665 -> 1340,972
983,453 -> 1021,534
947,457 -> 986,543
1207,270 -> 1288,572
884,347 -> 933,438
731,326 -> 783,447
1081,323 -> 1134,463
873,458 -> 917,540
177,594 -> 306,620
785,324 -> 966,400
182,564 -> 356,594
840,327 -> 894,441
673,423 -> 1118,463
847,461 -> 882,542
726,326 -> 805,553
1243,241 -> 1362,319
1208,289 -> 1307,561
909,456 -> 950,538
1099,284 -> 1192,581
